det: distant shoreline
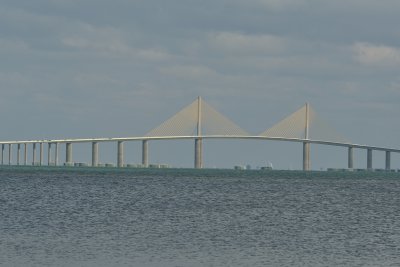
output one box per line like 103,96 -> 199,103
1,165 -> 400,175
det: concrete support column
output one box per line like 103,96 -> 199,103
48,143 -> 52,166
303,142 -> 310,171
39,143 -> 44,166
32,143 -> 36,165
194,138 -> 203,169
24,143 -> 27,165
348,146 -> 354,169
17,144 -> 21,165
385,151 -> 391,171
8,144 -> 12,165
66,143 -> 72,165
54,143 -> 59,166
142,140 -> 148,167
117,141 -> 124,167
367,149 -> 373,170
92,142 -> 99,167
1,144 -> 4,165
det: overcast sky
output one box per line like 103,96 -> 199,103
1,0 -> 400,169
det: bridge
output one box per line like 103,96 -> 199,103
0,97 -> 399,170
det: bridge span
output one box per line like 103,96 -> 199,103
0,97 -> 399,170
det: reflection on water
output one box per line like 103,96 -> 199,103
1,167 -> 400,266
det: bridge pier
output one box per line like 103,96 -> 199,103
302,142 -> 310,171
39,143 -> 43,166
117,141 -> 124,167
66,143 -> 72,166
385,151 -> 391,170
195,138 -> 203,169
24,143 -> 27,165
142,140 -> 148,167
367,149 -> 373,170
54,143 -> 59,166
92,142 -> 99,167
17,144 -> 21,165
1,144 -> 4,165
48,143 -> 52,166
32,143 -> 36,165
8,144 -> 12,165
348,146 -> 354,169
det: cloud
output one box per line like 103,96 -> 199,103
353,42 -> 400,66
73,73 -> 126,88
251,0 -> 307,9
61,24 -> 129,53
209,32 -> 286,55
388,79 -> 400,94
61,24 -> 172,61
159,65 -> 218,80
229,0 -> 307,10
0,39 -> 29,52
0,71 -> 30,87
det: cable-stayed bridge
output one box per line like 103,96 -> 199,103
1,97 -> 399,170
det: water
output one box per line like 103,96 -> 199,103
1,167 -> 400,266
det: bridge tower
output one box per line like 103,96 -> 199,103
195,96 -> 203,169
259,102 -> 349,171
146,96 -> 248,169
303,103 -> 310,171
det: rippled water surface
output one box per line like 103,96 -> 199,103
1,167 -> 400,266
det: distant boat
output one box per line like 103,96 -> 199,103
261,161 -> 273,170
268,161 -> 273,169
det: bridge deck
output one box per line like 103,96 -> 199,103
1,135 -> 399,153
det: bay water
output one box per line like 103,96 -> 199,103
1,167 -> 400,266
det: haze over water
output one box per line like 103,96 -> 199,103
1,167 -> 400,266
